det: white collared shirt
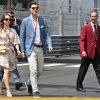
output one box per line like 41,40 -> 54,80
31,15 -> 42,45
91,22 -> 97,34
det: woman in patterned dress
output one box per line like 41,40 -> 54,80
0,13 -> 21,97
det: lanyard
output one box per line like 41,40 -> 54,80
33,20 -> 37,33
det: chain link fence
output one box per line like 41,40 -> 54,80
0,0 -> 96,56
39,0 -> 81,36
0,0 -> 95,35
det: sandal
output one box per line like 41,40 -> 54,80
6,90 -> 12,97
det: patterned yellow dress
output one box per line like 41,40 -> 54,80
0,28 -> 20,71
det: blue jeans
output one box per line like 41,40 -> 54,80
12,68 -> 20,83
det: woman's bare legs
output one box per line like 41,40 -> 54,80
2,68 -> 12,97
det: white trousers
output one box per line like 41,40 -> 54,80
27,46 -> 44,92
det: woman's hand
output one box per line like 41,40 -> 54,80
17,50 -> 22,58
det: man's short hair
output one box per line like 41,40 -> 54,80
28,1 -> 39,8
90,9 -> 98,17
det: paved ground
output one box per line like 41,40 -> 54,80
1,55 -> 100,99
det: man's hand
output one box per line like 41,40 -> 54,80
20,52 -> 25,58
48,47 -> 53,53
82,51 -> 87,57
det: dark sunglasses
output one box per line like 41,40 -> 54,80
4,18 -> 11,21
31,7 -> 39,10
10,16 -> 14,18
11,18 -> 15,22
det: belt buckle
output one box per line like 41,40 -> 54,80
34,44 -> 42,48
38,45 -> 41,47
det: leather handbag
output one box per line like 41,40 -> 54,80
0,45 -> 7,53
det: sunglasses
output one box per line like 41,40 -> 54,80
11,18 -> 15,22
4,18 -> 11,21
31,7 -> 39,10
10,15 -> 14,18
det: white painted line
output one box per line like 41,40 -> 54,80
17,63 -> 66,67
17,63 -> 29,67
17,63 -> 81,68
44,63 -> 66,67
64,64 -> 80,68
63,64 -> 92,68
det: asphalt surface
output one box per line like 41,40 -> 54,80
1,55 -> 100,98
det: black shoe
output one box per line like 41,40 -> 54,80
33,91 -> 40,98
15,82 -> 23,90
25,82 -> 32,94
76,87 -> 86,92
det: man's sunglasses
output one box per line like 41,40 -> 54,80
11,18 -> 15,22
31,7 -> 39,10
4,18 -> 11,21
10,16 -> 14,18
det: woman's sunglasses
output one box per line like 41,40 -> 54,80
4,18 -> 11,21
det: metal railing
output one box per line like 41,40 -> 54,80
46,36 -> 79,57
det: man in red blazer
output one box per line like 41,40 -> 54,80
76,10 -> 100,92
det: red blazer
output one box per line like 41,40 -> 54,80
79,23 -> 100,58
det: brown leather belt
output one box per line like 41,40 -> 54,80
34,44 -> 43,48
